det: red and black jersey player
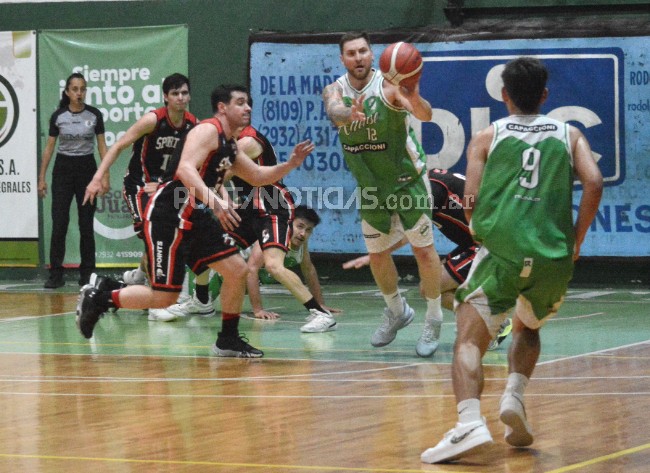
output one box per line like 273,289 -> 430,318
84,73 -> 197,286
76,84 -> 314,358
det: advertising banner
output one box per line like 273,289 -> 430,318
0,31 -> 38,266
38,25 -> 188,267
250,36 -> 650,256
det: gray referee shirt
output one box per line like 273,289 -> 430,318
49,105 -> 105,156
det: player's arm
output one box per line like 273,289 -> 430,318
322,82 -> 365,126
231,139 -> 314,186
84,112 -> 157,204
95,133 -> 110,194
38,136 -> 57,199
342,237 -> 408,269
238,135 -> 263,161
176,123 -> 241,231
392,81 -> 432,122
301,241 -> 342,314
463,125 -> 492,224
569,125 -> 603,260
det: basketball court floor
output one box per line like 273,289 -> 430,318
0,279 -> 648,472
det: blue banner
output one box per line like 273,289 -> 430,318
250,37 -> 650,256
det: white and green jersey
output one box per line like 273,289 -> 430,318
471,115 -> 575,263
336,70 -> 429,231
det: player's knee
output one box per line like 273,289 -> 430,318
454,341 -> 482,373
264,260 -> 286,278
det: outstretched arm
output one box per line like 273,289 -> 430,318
231,139 -> 314,186
392,81 -> 432,122
84,112 -> 157,204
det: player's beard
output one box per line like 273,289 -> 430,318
349,63 -> 372,81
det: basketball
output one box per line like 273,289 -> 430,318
379,41 -> 423,88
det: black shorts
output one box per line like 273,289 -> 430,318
143,208 -> 240,291
228,197 -> 293,251
444,244 -> 480,284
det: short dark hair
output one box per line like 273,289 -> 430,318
210,84 -> 248,113
339,31 -> 370,53
501,57 -> 548,114
163,73 -> 190,94
294,205 -> 320,226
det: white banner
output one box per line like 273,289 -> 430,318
0,31 -> 37,239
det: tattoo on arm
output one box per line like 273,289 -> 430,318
323,84 -> 351,125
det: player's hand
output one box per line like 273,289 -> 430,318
342,255 -> 370,270
38,179 -> 47,199
254,309 -> 280,320
323,305 -> 343,314
212,194 -> 241,231
83,177 -> 104,205
350,94 -> 366,121
143,181 -> 160,196
100,173 -> 111,195
287,140 -> 316,169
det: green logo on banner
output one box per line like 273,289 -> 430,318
0,75 -> 20,148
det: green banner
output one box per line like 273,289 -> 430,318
38,25 -> 188,267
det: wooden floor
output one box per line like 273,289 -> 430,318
0,281 -> 649,473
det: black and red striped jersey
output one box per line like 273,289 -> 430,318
125,107 -> 197,185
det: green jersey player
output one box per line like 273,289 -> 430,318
322,32 -> 443,357
421,57 -> 603,464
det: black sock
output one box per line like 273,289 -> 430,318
221,315 -> 239,337
195,284 -> 209,304
96,290 -> 116,309
303,297 -> 326,313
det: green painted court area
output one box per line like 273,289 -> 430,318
1,282 -> 649,364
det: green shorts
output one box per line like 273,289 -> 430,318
455,247 -> 574,334
359,173 -> 431,234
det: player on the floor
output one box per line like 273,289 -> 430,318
246,205 -> 341,320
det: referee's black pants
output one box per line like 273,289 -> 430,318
49,153 -> 97,281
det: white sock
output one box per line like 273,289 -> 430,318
383,290 -> 403,315
457,398 -> 481,424
181,271 -> 190,296
505,372 -> 529,397
425,296 -> 443,322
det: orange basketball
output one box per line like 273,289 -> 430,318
379,41 -> 423,88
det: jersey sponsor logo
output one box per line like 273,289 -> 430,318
337,110 -> 379,136
342,142 -> 387,154
155,136 -> 181,150
155,240 -> 166,278
420,48 -> 625,186
506,123 -> 558,133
